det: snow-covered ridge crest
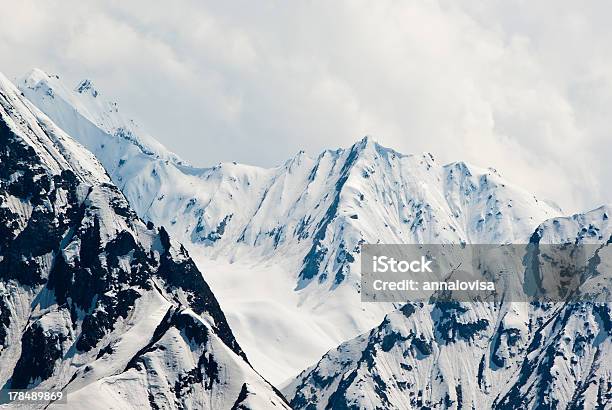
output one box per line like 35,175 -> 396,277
532,204 -> 612,244
20,68 -> 187,166
0,72 -> 109,186
18,69 -> 566,384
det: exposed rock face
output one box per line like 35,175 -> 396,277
0,74 -> 289,409
286,210 -> 612,409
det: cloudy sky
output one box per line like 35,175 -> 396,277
1,1 -> 610,213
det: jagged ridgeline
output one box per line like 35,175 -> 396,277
17,68 -> 566,385
10,68 -> 612,409
285,220 -> 612,408
0,75 -> 289,408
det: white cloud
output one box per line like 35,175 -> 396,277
0,0 -> 610,212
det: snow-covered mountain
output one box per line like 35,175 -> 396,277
18,69 -> 565,384
284,209 -> 612,409
9,68 -> 612,408
0,73 -> 289,409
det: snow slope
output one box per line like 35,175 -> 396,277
0,72 -> 288,409
285,208 -> 612,409
18,69 -> 565,384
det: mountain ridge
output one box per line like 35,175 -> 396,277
17,68 -> 569,384
285,207 -> 612,409
18,68 -> 612,401
0,71 -> 289,409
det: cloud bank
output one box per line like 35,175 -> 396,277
1,0 -> 610,212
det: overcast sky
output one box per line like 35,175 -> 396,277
1,1 -> 610,213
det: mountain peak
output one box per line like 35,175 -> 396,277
335,135 -> 382,162
356,134 -> 377,150
22,67 -> 52,84
17,69 -> 188,167
349,135 -> 408,162
284,149 -> 312,171
18,68 -> 62,95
